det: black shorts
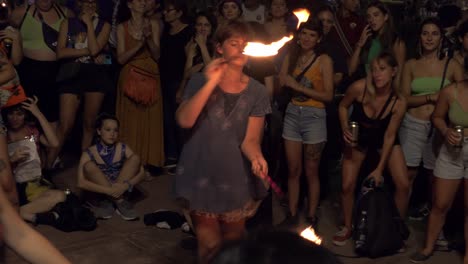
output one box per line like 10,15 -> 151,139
59,63 -> 113,95
17,57 -> 60,122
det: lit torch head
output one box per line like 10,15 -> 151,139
300,226 -> 322,245
293,8 -> 311,29
242,8 -> 310,57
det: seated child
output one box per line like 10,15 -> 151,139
77,114 -> 145,221
5,96 -> 65,225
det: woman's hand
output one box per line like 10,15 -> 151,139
356,24 -> 372,49
342,126 -> 354,145
251,156 -> 268,179
0,27 -> 19,42
445,128 -> 462,146
142,22 -> 152,39
280,74 -> 300,91
204,58 -> 227,84
10,146 -> 29,163
21,96 -> 41,117
108,183 -> 127,199
367,169 -> 384,186
194,33 -> 207,47
80,13 -> 94,27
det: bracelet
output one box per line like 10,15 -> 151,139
124,180 -> 133,193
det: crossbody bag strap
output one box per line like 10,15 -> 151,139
294,55 -> 318,82
375,92 -> 395,120
440,57 -> 451,90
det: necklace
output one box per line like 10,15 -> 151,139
129,19 -> 144,40
97,141 -> 115,156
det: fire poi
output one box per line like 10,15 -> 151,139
243,8 -> 311,57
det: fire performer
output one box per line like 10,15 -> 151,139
174,21 -> 271,264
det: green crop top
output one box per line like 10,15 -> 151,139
411,77 -> 451,96
20,5 -> 65,51
365,38 -> 382,73
449,84 -> 468,128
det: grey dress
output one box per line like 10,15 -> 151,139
175,73 -> 272,215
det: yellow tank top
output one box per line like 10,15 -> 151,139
291,58 -> 325,108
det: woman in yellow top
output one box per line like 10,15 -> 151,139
279,19 -> 333,228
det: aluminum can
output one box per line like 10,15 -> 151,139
349,121 -> 359,147
454,126 -> 463,153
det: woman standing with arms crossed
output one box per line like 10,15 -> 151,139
115,0 -> 164,172
175,21 -> 271,263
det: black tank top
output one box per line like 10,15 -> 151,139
350,86 -> 399,150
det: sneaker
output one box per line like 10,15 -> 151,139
115,200 -> 139,221
164,159 -> 177,168
167,167 -> 176,176
92,199 -> 114,219
278,212 -> 299,228
409,252 -> 432,263
333,226 -> 352,246
435,231 -> 450,251
409,204 -> 430,221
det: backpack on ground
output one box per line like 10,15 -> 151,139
52,191 -> 97,232
353,181 -> 409,258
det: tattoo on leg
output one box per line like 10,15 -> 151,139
305,142 -> 325,160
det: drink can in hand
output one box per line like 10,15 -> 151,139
454,125 -> 463,153
349,121 -> 359,147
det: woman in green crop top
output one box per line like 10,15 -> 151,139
348,1 -> 405,77
10,0 -> 73,168
400,17 -> 464,222
411,79 -> 468,263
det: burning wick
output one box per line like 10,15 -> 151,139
1,2 -> 6,7
243,8 -> 310,57
300,226 -> 322,245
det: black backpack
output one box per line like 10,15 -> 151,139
354,184 -> 409,258
52,192 -> 97,232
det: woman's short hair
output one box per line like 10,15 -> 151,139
211,230 -> 342,264
215,20 -> 250,44
218,0 -> 243,18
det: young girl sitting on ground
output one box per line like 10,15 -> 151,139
77,114 -> 145,221
5,96 -> 64,225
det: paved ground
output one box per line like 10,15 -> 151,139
4,163 -> 464,264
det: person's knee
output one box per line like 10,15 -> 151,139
432,201 -> 450,216
342,179 -> 356,196
126,154 -> 141,168
51,190 -> 66,204
83,161 -> 98,177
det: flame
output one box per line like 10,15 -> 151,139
243,35 -> 293,57
243,8 -> 310,57
300,226 -> 322,245
293,8 -> 311,29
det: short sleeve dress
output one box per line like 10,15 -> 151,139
174,73 -> 271,220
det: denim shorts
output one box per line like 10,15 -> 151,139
282,103 -> 327,144
434,138 -> 468,180
399,113 -> 436,169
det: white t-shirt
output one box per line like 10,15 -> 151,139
242,4 -> 266,24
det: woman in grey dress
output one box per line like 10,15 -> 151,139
175,21 -> 271,264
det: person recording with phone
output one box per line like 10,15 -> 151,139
348,1 -> 405,78
48,0 -> 111,169
0,0 -> 22,65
